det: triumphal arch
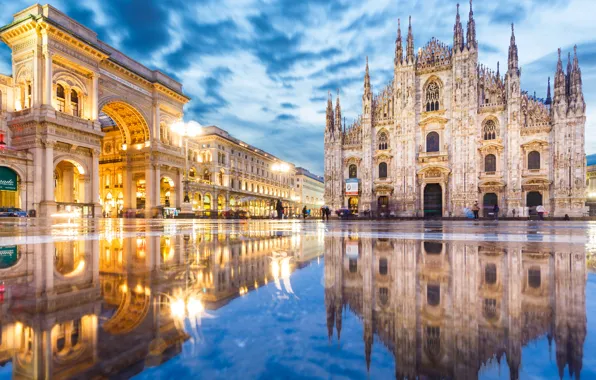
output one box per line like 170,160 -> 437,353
0,4 -> 189,217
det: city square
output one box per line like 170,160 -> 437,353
0,1 -> 595,379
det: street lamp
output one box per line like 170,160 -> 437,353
171,121 -> 202,204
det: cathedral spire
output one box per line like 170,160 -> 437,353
406,16 -> 415,63
453,3 -> 464,52
566,51 -> 572,96
545,77 -> 552,105
508,23 -> 519,72
364,57 -> 371,93
569,45 -> 585,111
325,91 -> 334,132
335,89 -> 342,132
496,61 -> 500,79
395,18 -> 403,65
466,0 -> 477,49
554,48 -> 567,106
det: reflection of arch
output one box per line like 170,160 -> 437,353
100,100 -> 151,145
103,288 -> 151,335
54,241 -> 85,278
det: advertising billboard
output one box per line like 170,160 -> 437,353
345,179 -> 359,196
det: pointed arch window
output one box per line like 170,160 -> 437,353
56,84 -> 66,112
425,81 -> 440,112
528,151 -> 540,170
378,162 -> 388,179
484,154 -> 496,172
378,131 -> 388,150
349,164 -> 357,179
426,131 -> 440,153
483,119 -> 498,140
71,90 -> 79,117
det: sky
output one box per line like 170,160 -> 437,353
0,0 -> 595,175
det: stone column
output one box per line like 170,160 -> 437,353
43,49 -> 53,107
32,44 -> 41,108
123,165 -> 132,209
39,140 -> 56,217
145,163 -> 154,215
154,165 -> 161,205
91,149 -> 101,216
152,98 -> 160,142
91,73 -> 99,120
175,169 -> 183,209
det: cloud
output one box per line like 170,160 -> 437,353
274,114 -> 298,122
280,102 -> 299,109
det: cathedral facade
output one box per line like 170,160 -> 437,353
324,2 -> 587,218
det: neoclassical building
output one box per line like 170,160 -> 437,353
324,236 -> 587,378
324,2 -> 587,217
0,5 -> 299,218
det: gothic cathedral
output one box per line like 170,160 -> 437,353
323,2 -> 586,218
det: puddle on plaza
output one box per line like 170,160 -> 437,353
0,226 -> 594,379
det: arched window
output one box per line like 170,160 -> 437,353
483,120 -> 498,140
378,162 -> 387,179
528,268 -> 541,288
160,123 -> 169,143
189,168 -> 196,178
56,84 -> 66,112
425,81 -> 440,112
379,258 -> 388,275
427,284 -> 440,306
349,164 -> 357,178
203,169 -> 210,182
426,131 -> 440,153
71,90 -> 79,117
379,287 -> 389,305
485,264 -> 497,284
528,151 -> 540,170
484,154 -> 496,172
378,131 -> 388,150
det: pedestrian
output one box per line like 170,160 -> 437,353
472,201 -> 480,220
493,204 -> 499,220
325,206 -> 330,221
276,200 -> 283,219
302,206 -> 307,219
536,204 -> 545,220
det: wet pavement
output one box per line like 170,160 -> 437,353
0,219 -> 594,379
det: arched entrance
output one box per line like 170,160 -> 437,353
348,197 -> 358,213
424,184 -> 442,218
54,159 -> 93,216
98,100 -> 152,215
527,191 -> 543,216
483,193 -> 498,218
377,196 -> 389,214
203,194 -> 212,217
0,166 -> 21,208
160,177 -> 175,207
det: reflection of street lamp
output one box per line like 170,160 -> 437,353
171,121 -> 202,204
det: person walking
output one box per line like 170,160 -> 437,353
325,206 -> 330,221
493,204 -> 500,220
276,200 -> 283,219
302,206 -> 307,220
536,204 -> 545,220
472,202 -> 480,220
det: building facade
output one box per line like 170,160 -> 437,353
0,5 -> 301,218
181,126 -> 298,218
324,2 -> 587,218
294,167 -> 324,217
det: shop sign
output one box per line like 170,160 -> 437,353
0,167 -> 17,191
0,246 -> 18,269
345,179 -> 359,196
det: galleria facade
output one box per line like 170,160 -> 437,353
0,5 -> 299,218
324,2 -> 587,217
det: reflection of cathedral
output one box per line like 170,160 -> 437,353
0,225 -> 323,378
324,236 -> 587,379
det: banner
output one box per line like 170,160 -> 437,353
0,245 -> 18,269
346,241 -> 359,259
0,167 -> 17,191
345,179 -> 359,196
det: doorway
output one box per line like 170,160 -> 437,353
483,193 -> 498,218
424,184 -> 442,218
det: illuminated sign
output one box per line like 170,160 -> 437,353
0,246 -> 18,269
0,167 -> 17,191
345,179 -> 359,196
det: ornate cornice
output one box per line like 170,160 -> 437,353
419,114 -> 449,127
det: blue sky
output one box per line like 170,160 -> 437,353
0,0 -> 595,174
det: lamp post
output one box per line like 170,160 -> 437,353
171,121 -> 201,208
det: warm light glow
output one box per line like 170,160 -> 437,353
171,298 -> 186,319
135,284 -> 144,293
271,162 -> 290,173
145,140 -> 151,147
170,120 -> 202,137
136,143 -> 143,150
122,144 -> 127,151
187,296 -> 204,318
